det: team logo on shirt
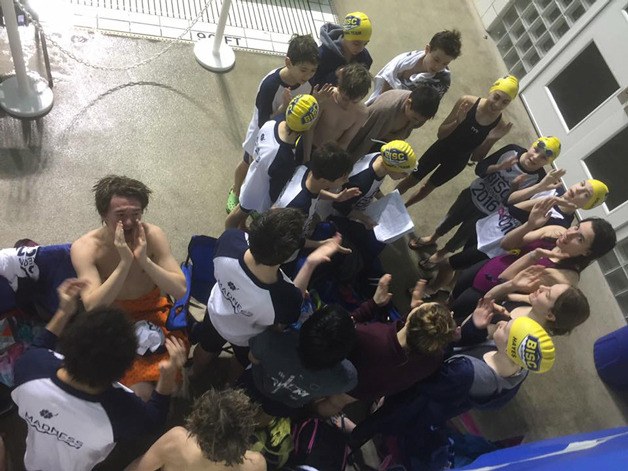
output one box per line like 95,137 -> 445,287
25,411 -> 83,449
40,409 -> 58,419
218,279 -> 252,316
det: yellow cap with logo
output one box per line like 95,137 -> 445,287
507,317 -> 555,373
489,75 -> 519,100
343,12 -> 372,41
533,136 -> 561,163
584,179 -> 609,210
285,94 -> 319,132
380,140 -> 417,173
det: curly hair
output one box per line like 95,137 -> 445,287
57,307 -> 137,389
406,302 -> 457,354
93,175 -> 152,217
186,388 -> 259,466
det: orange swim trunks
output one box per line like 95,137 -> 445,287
115,288 -> 188,387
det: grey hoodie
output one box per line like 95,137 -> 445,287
310,22 -> 373,87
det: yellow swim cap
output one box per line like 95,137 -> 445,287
583,179 -> 609,210
489,75 -> 519,100
507,317 -> 555,374
380,140 -> 417,173
285,94 -> 319,132
343,12 -> 372,41
533,136 -> 561,163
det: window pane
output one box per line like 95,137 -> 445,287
618,237 -> 628,264
584,126 -> 628,211
615,291 -> 628,318
547,42 -> 619,129
606,268 -> 628,296
598,250 -> 620,274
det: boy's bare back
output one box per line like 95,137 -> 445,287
128,427 -> 266,471
313,93 -> 368,149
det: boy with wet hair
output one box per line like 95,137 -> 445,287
12,279 -> 186,471
311,11 -> 373,88
189,208 -> 348,376
349,86 -> 441,158
228,34 -> 320,213
367,29 -> 462,104
226,94 -> 319,229
127,388 -> 266,471
93,175 -> 152,215
300,63 -> 371,162
71,175 -> 187,401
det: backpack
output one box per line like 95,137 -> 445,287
287,418 -> 349,471
252,417 -> 294,470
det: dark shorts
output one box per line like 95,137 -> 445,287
191,310 -> 250,366
243,151 -> 252,164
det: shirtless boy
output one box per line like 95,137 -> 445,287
300,63 -> 371,162
71,175 -> 187,400
126,388 -> 266,471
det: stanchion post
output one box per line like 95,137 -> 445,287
194,0 -> 236,73
0,0 -> 54,118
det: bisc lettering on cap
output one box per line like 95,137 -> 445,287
387,150 -> 408,163
523,336 -> 540,371
301,103 -> 319,125
345,16 -> 361,28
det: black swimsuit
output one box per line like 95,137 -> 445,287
411,98 -> 501,187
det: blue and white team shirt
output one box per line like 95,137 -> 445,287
274,165 -> 321,237
242,68 -> 312,156
333,153 -> 384,216
207,229 -> 303,347
469,144 -> 546,214
11,330 -> 170,471
240,118 -> 300,214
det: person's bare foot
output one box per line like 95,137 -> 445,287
427,251 -> 447,265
